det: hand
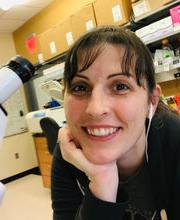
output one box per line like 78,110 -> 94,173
58,127 -> 119,202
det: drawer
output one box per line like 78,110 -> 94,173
42,175 -> 51,188
40,162 -> 52,176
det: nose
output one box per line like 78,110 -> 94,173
85,88 -> 109,118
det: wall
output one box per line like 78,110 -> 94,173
0,33 -> 16,64
13,0 -> 94,63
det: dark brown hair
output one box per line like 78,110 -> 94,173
64,25 -> 156,95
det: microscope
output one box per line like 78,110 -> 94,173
0,56 -> 35,204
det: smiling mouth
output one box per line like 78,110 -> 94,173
83,127 -> 120,137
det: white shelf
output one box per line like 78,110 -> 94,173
155,68 -> 179,83
144,28 -> 180,45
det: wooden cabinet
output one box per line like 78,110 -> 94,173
33,135 -> 52,188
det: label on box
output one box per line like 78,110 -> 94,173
174,25 -> 180,32
163,63 -> 170,72
133,1 -> 149,17
49,41 -> 57,54
112,5 -> 122,22
66,32 -> 74,46
86,20 -> 94,31
38,53 -> 44,64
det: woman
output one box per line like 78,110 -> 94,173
51,26 -> 180,220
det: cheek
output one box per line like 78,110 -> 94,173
64,96 -> 86,124
116,96 -> 148,123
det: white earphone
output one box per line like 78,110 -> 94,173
148,103 -> 154,120
146,103 -> 154,162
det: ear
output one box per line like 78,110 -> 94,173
150,84 -> 161,112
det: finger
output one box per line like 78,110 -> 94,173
58,128 -> 94,173
58,128 -> 76,158
58,127 -> 73,144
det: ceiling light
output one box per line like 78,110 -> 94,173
0,0 -> 26,11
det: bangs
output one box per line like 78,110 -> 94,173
77,44 -> 104,73
77,43 -> 139,81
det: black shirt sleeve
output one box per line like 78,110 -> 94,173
78,188 -> 127,220
51,144 -> 83,220
51,144 -> 127,220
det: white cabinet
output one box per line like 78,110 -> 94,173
0,132 -> 38,180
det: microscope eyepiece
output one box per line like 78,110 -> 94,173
7,56 -> 35,83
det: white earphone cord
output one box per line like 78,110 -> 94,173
145,117 -> 152,163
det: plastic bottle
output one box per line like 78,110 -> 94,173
161,38 -> 174,58
174,37 -> 180,57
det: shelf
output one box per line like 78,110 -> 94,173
134,0 -> 180,23
126,0 -> 180,31
155,68 -> 180,83
144,28 -> 180,45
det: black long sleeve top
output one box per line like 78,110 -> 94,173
51,110 -> 180,220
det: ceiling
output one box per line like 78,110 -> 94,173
0,0 -> 54,33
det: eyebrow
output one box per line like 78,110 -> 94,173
75,74 -> 89,80
75,72 -> 134,80
107,72 -> 133,79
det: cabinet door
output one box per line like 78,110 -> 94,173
34,136 -> 52,188
0,132 -> 38,180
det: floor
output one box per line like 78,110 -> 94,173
0,174 -> 52,220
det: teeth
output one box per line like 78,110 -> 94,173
86,128 -> 118,136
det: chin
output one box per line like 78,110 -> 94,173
83,149 -> 118,165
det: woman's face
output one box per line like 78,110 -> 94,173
64,44 -> 150,165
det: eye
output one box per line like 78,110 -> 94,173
112,82 -> 130,94
70,83 -> 91,96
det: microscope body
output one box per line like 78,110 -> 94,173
0,56 -> 35,204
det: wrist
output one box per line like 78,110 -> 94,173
89,169 -> 119,202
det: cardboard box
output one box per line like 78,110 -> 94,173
38,26 -> 59,61
38,17 -> 74,61
55,17 -> 74,55
71,4 -> 97,41
93,0 -> 132,26
148,0 -> 163,10
132,0 -> 150,18
132,0 -> 163,18
163,0 -> 174,5
170,5 -> 180,29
